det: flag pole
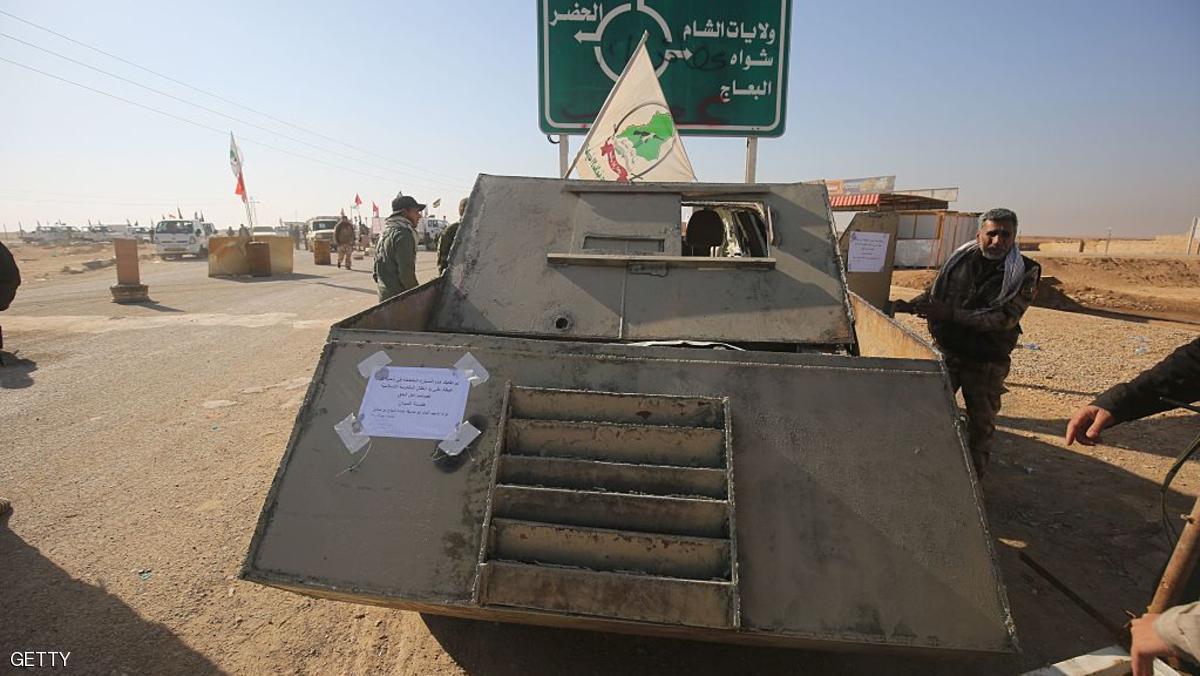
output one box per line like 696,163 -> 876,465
564,32 -> 651,179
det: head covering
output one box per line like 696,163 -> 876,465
392,193 -> 425,212
931,239 -> 1027,312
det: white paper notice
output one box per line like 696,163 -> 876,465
357,367 -> 469,440
847,231 -> 890,273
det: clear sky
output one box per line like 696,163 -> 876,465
0,0 -> 1196,236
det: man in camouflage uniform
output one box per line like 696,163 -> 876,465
373,193 -> 422,301
895,208 -> 1040,475
436,197 -> 468,274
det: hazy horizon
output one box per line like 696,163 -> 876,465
1,1 -> 1197,238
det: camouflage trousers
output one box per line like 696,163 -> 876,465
944,355 -> 1011,476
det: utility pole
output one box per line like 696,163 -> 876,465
1187,216 -> 1198,256
1105,228 -> 1112,255
744,137 -> 758,183
558,134 -> 569,178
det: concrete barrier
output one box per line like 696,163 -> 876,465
208,235 -> 294,277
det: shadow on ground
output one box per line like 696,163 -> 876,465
215,272 -> 324,283
985,423 -> 1199,669
315,282 -> 376,296
0,350 -> 36,388
998,413 -> 1200,458
0,514 -> 220,674
423,614 -> 1014,676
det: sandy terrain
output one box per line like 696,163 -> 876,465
1,244 -> 1198,674
895,254 -> 1200,325
5,240 -> 160,282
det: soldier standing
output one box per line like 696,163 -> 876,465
894,208 -> 1041,475
334,215 -> 356,269
374,193 -> 422,300
437,197 -> 468,274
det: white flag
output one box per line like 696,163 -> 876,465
229,132 -> 244,179
567,34 -> 695,183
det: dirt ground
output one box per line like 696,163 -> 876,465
5,240 -> 159,281
2,244 -> 1199,674
895,253 -> 1200,325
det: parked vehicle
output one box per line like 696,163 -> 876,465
155,219 -> 215,258
129,226 -> 152,243
418,217 -> 448,251
305,216 -> 339,249
23,226 -> 69,244
82,225 -> 118,242
251,225 -> 278,237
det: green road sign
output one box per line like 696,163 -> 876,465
538,0 -> 791,137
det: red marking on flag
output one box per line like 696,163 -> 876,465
600,141 -> 629,183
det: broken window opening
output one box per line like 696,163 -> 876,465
681,201 -> 772,258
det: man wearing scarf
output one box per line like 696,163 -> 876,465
895,208 -> 1041,475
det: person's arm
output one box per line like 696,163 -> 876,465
396,228 -> 418,291
945,264 -> 1040,331
375,233 -> 401,297
1093,338 -> 1200,423
894,288 -> 930,313
1143,603 -> 1200,673
436,223 -> 457,272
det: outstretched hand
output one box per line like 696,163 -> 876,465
1065,404 -> 1114,446
1130,613 -> 1175,676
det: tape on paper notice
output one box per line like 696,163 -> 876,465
454,352 -> 489,387
357,350 -> 392,379
334,413 -> 370,454
438,421 -> 481,456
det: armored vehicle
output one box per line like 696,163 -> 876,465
242,175 -> 1017,655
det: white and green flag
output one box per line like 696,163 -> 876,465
567,34 -> 695,183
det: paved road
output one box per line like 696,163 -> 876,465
0,249 -> 444,674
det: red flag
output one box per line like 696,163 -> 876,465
354,193 -> 363,207
234,173 -> 247,203
371,202 -> 379,216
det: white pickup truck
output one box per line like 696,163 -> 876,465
155,219 -> 215,259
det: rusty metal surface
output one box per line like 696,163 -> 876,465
498,455 -> 728,498
490,518 -> 730,579
243,329 -> 1015,653
509,387 -> 724,427
493,485 -> 729,538
506,419 -> 724,467
849,292 -> 938,360
433,175 -> 853,346
481,561 -> 735,628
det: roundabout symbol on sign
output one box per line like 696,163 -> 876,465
573,0 -> 673,81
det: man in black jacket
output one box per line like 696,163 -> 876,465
895,208 -> 1041,474
1065,336 -> 1200,446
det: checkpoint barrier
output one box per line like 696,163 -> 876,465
246,241 -> 272,277
313,239 -> 332,265
208,236 -> 294,277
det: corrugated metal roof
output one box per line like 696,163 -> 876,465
830,194 -> 881,208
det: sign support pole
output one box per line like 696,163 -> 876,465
558,134 -> 570,178
744,137 -> 758,183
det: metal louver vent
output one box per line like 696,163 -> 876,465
476,385 -> 740,629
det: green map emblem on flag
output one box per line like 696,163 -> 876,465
569,34 -> 695,183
